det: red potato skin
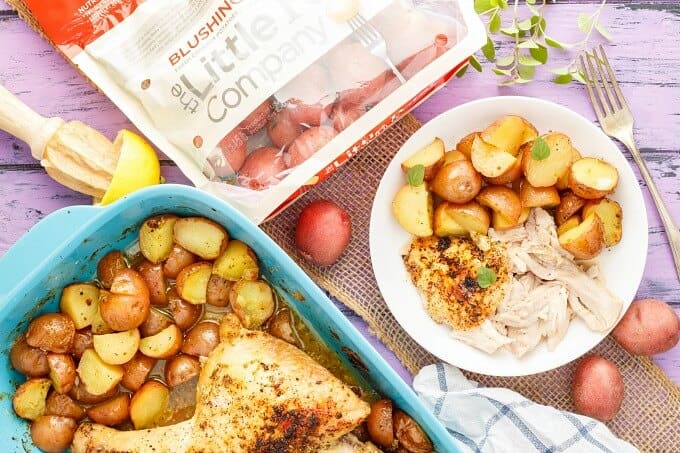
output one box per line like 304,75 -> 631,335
285,126 -> 338,169
331,103 -> 366,132
238,99 -> 273,135
571,355 -> 624,422
267,110 -> 304,149
285,101 -> 334,128
237,147 -> 287,191
295,200 -> 352,266
211,129 -> 248,177
612,299 -> 680,356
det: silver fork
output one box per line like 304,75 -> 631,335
348,13 -> 407,84
580,44 -> 680,280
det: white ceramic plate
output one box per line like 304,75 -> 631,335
369,96 -> 648,376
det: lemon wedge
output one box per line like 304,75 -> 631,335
99,130 -> 161,205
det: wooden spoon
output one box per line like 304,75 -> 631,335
0,84 -> 118,198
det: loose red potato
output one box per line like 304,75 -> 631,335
237,146 -> 287,191
212,129 -> 248,176
571,355 -> 624,421
295,200 -> 352,266
99,269 -> 150,331
30,415 -> 77,453
285,126 -> 338,168
268,110 -> 304,149
10,335 -> 49,377
612,299 -> 680,356
239,99 -> 272,135
331,102 -> 365,132
26,313 -> 75,354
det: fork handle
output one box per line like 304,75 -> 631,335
619,130 -> 680,280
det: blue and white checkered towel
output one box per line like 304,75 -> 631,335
413,363 -> 638,453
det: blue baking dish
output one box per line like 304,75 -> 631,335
0,184 -> 456,452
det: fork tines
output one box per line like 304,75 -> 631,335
348,14 -> 378,49
579,45 -> 630,122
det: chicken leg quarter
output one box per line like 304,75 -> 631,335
72,325 -> 371,452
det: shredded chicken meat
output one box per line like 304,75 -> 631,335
449,208 -> 623,357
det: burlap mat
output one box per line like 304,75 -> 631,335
7,2 -> 679,451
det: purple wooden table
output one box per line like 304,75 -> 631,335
1,1 -> 679,386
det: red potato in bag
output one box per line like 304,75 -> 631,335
331,103 -> 367,133
238,147 -> 288,191
267,110 -> 304,150
207,130 -> 248,178
238,99 -> 273,136
285,126 -> 338,169
275,63 -> 335,127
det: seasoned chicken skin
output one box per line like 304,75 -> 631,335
404,235 -> 510,330
72,323 -> 370,452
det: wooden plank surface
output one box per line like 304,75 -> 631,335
1,1 -> 679,387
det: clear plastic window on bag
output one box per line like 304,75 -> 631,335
204,0 -> 468,191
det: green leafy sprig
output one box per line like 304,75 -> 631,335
459,0 -> 611,85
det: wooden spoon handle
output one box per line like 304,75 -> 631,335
0,84 -> 65,160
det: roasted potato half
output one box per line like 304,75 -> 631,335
10,335 -> 49,377
87,393 -> 131,426
69,377 -> 119,405
470,135 -> 518,178
26,313 -> 76,354
557,216 -> 581,237
558,213 -> 605,259
434,201 -> 490,236
392,183 -> 433,237
30,415 -> 77,453
431,160 -> 482,204
181,321 -> 220,357
230,280 -> 276,329
93,329 -> 140,365
519,180 -> 561,209
100,269 -> 150,331
139,214 -> 178,264
121,353 -> 157,392
477,186 -> 522,223
441,150 -> 468,166
136,261 -> 168,306
173,217 -> 228,260
168,288 -> 203,331
176,262 -> 213,304
556,146 -> 582,191
165,354 -> 201,387
13,378 -> 51,420
523,133 -> 572,187
433,203 -> 467,237
480,115 -> 527,156
162,245 -> 197,279
47,353 -> 76,394
400,137 -> 445,181
140,307 -> 174,337
555,192 -> 587,226
76,349 -> 124,396
59,283 -> 100,329
455,131 -> 479,158
130,380 -> 170,429
45,392 -> 85,420
583,198 -> 623,247
212,240 -> 259,282
97,250 -> 128,289
568,158 -> 619,199
486,150 -> 523,185
139,324 -> 183,359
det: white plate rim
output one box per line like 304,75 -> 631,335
369,95 -> 648,376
